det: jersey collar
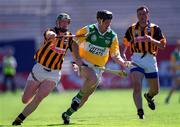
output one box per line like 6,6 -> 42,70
95,23 -> 111,36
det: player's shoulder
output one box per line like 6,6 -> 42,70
78,23 -> 97,34
42,27 -> 55,37
87,23 -> 98,31
78,23 -> 94,30
109,29 -> 117,37
131,23 -> 136,27
126,23 -> 136,30
150,23 -> 159,28
150,23 -> 163,33
76,25 -> 89,35
88,23 -> 96,28
45,27 -> 56,32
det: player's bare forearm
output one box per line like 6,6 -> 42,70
152,39 -> 165,49
111,53 -> 125,67
71,42 -> 83,66
121,45 -> 128,60
144,35 -> 165,49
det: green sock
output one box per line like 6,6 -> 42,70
76,90 -> 84,100
66,107 -> 75,116
66,90 -> 84,116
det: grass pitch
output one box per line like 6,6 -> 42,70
0,89 -> 180,127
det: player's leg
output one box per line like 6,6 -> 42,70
165,78 -> 180,103
79,84 -> 97,108
142,53 -> 159,110
3,75 -> 8,92
176,79 -> 180,103
165,83 -> 177,104
22,80 -> 40,104
62,80 -> 98,124
22,80 -> 56,116
12,71 -> 41,126
62,67 -> 98,124
9,75 -> 16,92
12,80 -> 56,125
130,71 -> 144,119
144,76 -> 159,110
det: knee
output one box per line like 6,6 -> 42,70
22,98 -> 28,104
34,93 -> 48,103
133,85 -> 141,94
22,96 -> 29,104
89,77 -> 98,85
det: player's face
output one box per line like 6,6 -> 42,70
57,19 -> 70,30
99,19 -> 112,33
137,9 -> 149,25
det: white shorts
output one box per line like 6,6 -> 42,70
27,63 -> 61,85
82,59 -> 103,84
130,53 -> 158,78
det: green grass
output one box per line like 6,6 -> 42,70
0,89 -> 180,127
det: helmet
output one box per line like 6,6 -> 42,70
96,10 -> 113,21
56,13 -> 71,24
56,13 -> 71,32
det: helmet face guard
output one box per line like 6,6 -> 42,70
56,13 -> 71,32
96,10 -> 113,21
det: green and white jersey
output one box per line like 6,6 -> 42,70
77,23 -> 120,66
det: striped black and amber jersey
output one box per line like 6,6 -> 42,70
34,27 -> 73,70
123,22 -> 166,56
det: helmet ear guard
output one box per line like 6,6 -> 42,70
96,10 -> 113,21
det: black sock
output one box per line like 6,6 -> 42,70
17,113 -> 26,121
137,109 -> 144,115
66,90 -> 84,116
138,108 -> 143,112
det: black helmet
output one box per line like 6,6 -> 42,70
56,13 -> 71,24
56,13 -> 71,32
96,10 -> 113,21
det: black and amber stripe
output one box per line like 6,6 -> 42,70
34,31 -> 72,70
124,22 -> 166,56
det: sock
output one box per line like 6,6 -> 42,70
66,90 -> 84,116
66,107 -> 75,116
76,90 -> 84,100
15,113 -> 26,122
138,108 -> 143,112
137,109 -> 144,115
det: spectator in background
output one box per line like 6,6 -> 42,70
122,5 -> 166,119
165,39 -> 180,103
2,46 -> 17,92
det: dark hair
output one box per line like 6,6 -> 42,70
96,10 -> 113,21
137,5 -> 149,14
